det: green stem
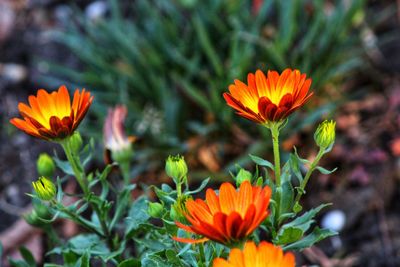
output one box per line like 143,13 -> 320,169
119,161 -> 131,185
60,138 -> 87,195
176,181 -> 182,198
59,135 -> 114,250
270,125 -> 281,186
293,148 -> 325,208
51,200 -> 105,237
269,123 -> 282,228
198,243 -> 206,267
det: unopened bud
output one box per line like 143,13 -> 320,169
32,177 -> 56,201
70,131 -> 83,153
37,153 -> 55,177
314,120 -> 336,150
24,203 -> 52,227
165,155 -> 188,184
235,168 -> 252,186
148,202 -> 164,218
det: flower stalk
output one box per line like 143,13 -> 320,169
293,147 -> 325,211
60,134 -> 114,250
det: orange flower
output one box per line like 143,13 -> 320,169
213,241 -> 295,267
223,68 -> 313,124
173,181 -> 271,245
10,85 -> 93,141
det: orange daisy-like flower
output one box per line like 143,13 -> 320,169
10,85 -> 93,141
213,241 -> 295,267
223,68 -> 313,124
173,181 -> 272,245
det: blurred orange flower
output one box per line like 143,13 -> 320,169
213,241 -> 295,267
223,68 -> 313,124
10,85 -> 93,141
173,181 -> 271,245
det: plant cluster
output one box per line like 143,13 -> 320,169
6,67 -> 338,266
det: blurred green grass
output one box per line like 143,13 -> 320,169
37,0 -> 367,172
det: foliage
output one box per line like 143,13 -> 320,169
39,0 -> 365,147
6,116 -> 337,266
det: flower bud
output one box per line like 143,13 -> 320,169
32,177 -> 56,201
235,168 -> 252,186
148,202 -> 164,218
37,153 -> 56,177
314,120 -> 336,149
170,195 -> 191,223
24,203 -> 52,227
165,155 -> 188,184
70,131 -> 83,154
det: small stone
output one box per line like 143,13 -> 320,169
321,210 -> 346,232
85,1 -> 108,21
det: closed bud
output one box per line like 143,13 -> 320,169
235,168 -> 252,186
170,195 -> 192,223
148,202 -> 164,218
24,203 -> 52,227
165,155 -> 188,184
37,153 -> 56,177
314,120 -> 336,150
32,177 -> 56,201
112,149 -> 133,165
70,131 -> 83,153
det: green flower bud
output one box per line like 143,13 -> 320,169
314,120 -> 336,150
170,195 -> 192,223
32,177 -> 56,201
112,148 -> 133,165
148,202 -> 164,218
235,168 -> 252,186
37,153 -> 56,177
24,203 -> 52,227
165,155 -> 188,184
69,131 -> 83,154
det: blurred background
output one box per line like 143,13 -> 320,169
0,0 -> 399,266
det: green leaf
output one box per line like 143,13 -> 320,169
316,166 -> 338,175
165,249 -> 184,267
126,196 -> 150,236
74,251 -> 90,267
283,227 -> 337,251
118,259 -> 141,267
186,177 -> 210,194
9,259 -> 30,267
19,247 -> 36,266
278,181 -> 294,219
62,251 -> 78,265
67,234 -> 109,256
289,153 -> 303,184
53,158 -> 74,176
249,154 -> 274,170
276,203 -> 331,245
